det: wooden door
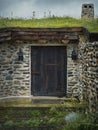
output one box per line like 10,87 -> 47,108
31,46 -> 67,96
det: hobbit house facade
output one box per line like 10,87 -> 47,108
0,27 -> 98,112
0,28 -> 81,98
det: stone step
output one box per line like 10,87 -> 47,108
0,96 -> 84,108
32,96 -> 68,104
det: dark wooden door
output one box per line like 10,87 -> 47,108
31,46 -> 67,96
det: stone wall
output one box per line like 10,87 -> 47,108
0,42 -> 30,97
0,41 -> 80,98
79,39 -> 98,113
67,43 -> 82,99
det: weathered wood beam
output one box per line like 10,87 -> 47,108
0,27 -> 97,43
0,31 -> 11,42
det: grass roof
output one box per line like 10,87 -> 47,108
0,17 -> 98,32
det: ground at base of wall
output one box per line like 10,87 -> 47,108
0,97 -> 85,108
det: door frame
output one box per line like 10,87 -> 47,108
30,44 -> 67,97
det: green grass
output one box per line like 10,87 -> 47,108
0,17 -> 98,32
0,107 -> 98,129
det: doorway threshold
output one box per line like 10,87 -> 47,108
0,96 -> 84,108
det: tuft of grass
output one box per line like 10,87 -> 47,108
0,17 -> 98,32
82,18 -> 98,32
